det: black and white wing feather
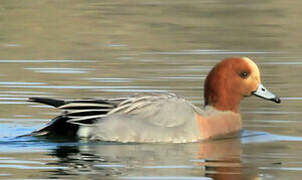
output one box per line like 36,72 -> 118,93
27,97 -> 125,136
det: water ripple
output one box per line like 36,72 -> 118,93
0,60 -> 96,63
26,68 -> 93,74
147,49 -> 276,55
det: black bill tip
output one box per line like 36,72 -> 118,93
273,96 -> 281,104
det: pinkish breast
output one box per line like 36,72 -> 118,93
196,110 -> 242,139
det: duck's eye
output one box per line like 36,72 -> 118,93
239,71 -> 249,79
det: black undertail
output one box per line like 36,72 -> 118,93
24,97 -> 120,138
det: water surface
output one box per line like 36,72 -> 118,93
0,0 -> 302,179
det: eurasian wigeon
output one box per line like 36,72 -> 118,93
27,57 -> 280,143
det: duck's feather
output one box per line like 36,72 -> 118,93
27,93 -> 202,141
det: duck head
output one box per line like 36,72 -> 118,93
204,57 -> 280,113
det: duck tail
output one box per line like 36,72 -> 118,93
28,97 -> 65,108
20,115 -> 79,138
20,97 -> 79,138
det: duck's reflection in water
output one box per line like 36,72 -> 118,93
196,138 -> 243,180
47,137 -> 256,179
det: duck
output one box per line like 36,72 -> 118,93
27,57 -> 281,143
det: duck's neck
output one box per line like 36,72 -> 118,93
204,92 -> 242,113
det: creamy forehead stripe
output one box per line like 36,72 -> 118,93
242,57 -> 260,79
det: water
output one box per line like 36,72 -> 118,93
0,0 -> 302,179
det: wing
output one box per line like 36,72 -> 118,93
107,93 -> 198,127
61,93 -> 199,128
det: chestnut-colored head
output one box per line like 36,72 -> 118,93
204,57 -> 280,113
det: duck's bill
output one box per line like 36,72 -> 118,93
252,84 -> 281,103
